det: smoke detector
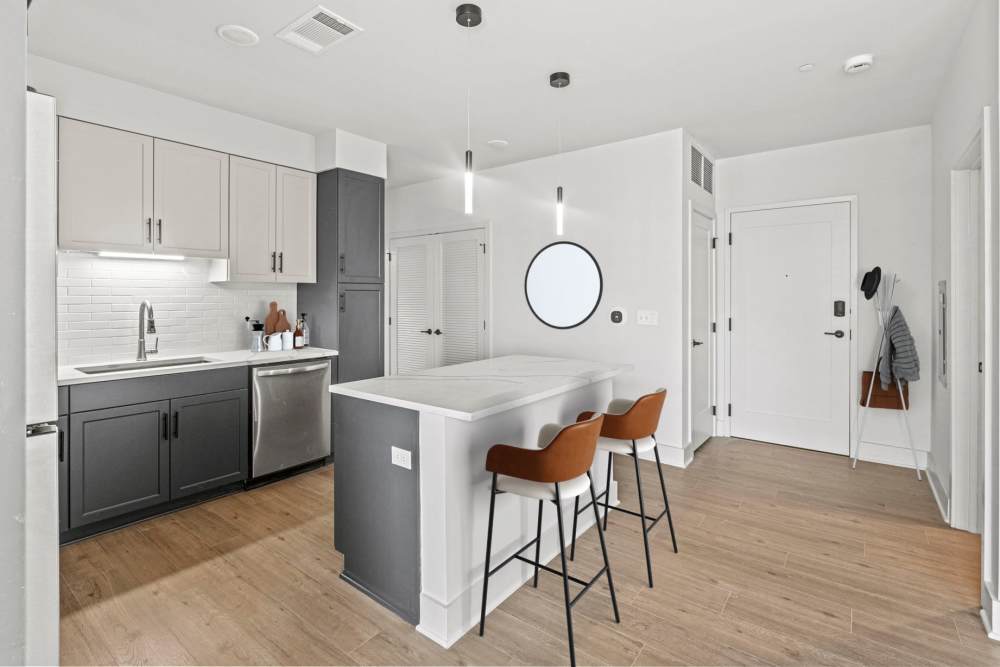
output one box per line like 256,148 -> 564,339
216,25 -> 260,47
843,54 -> 874,74
277,5 -> 363,54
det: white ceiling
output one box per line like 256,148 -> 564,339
27,0 -> 976,186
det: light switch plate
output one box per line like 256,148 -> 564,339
391,446 -> 412,470
636,309 -> 659,326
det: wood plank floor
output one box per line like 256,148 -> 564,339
60,437 -> 997,666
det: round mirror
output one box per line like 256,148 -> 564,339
525,242 -> 603,329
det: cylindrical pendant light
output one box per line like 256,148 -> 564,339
457,5 -> 481,215
550,72 -> 570,235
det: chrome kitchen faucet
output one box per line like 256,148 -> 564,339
137,300 -> 159,361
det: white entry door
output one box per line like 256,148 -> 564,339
390,229 -> 488,374
730,201 -> 852,454
690,208 -> 715,449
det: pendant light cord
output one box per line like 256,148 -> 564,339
465,23 -> 471,152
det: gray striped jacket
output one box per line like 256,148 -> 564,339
878,306 -> 919,389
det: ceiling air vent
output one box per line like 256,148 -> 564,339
277,6 -> 362,54
703,158 -> 714,194
690,146 -> 703,187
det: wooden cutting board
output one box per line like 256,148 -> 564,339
275,309 -> 292,332
264,301 -> 280,335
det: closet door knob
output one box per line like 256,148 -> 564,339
433,329 -> 443,335
420,329 -> 432,335
692,340 -> 704,347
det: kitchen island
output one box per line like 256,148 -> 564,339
330,355 -> 627,648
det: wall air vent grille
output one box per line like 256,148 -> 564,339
703,158 -> 714,194
277,6 -> 362,54
690,146 -> 703,187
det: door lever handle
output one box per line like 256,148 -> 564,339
421,329 -> 433,334
692,340 -> 704,347
824,330 -> 845,338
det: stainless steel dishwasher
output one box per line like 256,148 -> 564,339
251,359 -> 331,479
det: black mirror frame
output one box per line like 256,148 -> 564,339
524,241 -> 604,330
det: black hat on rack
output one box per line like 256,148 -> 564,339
860,266 -> 882,300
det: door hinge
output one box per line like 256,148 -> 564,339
728,317 -> 732,331
387,252 -> 392,262
728,232 -> 733,245
728,404 -> 732,417
480,242 -> 487,254
711,405 -> 717,416
711,322 -> 716,333
388,316 -> 392,326
980,361 -> 984,373
483,320 -> 487,331
711,237 -> 717,249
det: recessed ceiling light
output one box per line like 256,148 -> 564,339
217,24 -> 260,47
798,63 -> 815,73
487,139 -> 509,148
843,53 -> 874,74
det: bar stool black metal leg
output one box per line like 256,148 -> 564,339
569,496 -> 580,561
587,472 -> 620,623
603,451 -> 613,530
554,483 -> 576,667
532,499 -> 543,587
479,473 -> 498,636
652,437 -> 678,553
631,440 -> 654,587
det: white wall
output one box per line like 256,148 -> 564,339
388,130 -> 688,456
929,0 -> 999,514
717,126 -> 934,469
27,55 -> 316,171
57,254 -> 296,365
1,1 -> 27,662
316,128 -> 388,177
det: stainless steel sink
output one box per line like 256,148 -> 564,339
75,356 -> 215,374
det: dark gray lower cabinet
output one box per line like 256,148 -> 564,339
339,283 -> 384,383
57,415 -> 69,533
69,400 -> 170,528
170,389 -> 248,499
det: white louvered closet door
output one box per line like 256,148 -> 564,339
390,237 -> 437,374
438,229 -> 487,366
389,229 -> 488,374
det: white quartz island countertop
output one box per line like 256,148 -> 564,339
329,355 -> 629,421
58,347 -> 339,385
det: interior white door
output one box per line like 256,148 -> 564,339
390,236 -> 437,374
730,202 -> 852,454
153,139 -> 229,257
438,229 -> 487,366
690,208 -> 715,449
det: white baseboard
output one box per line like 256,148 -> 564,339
854,439 -> 927,471
981,584 -> 1000,641
925,454 -> 950,523
653,443 -> 689,468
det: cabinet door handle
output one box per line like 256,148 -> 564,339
173,411 -> 179,439
156,219 -> 163,244
162,412 -> 169,440
339,254 -> 345,273
271,251 -> 277,273
339,293 -> 346,312
58,429 -> 64,463
278,252 -> 284,273
146,217 -> 152,243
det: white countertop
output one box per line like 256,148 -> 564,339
58,347 -> 338,386
329,355 -> 628,421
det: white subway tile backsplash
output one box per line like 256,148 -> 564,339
57,254 -> 297,365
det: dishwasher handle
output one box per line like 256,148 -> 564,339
255,361 -> 329,377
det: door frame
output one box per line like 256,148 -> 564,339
685,200 -> 717,454
386,224 -> 492,375
949,112 -> 990,533
720,196 -> 860,454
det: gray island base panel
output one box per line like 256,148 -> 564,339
329,355 -> 628,647
334,395 -> 421,623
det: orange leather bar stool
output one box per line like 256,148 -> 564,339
570,388 -> 677,588
479,414 -> 619,667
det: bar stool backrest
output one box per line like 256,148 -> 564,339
485,414 -> 605,483
601,388 -> 666,440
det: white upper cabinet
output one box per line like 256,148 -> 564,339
212,160 -> 316,284
58,118 -> 153,252
152,139 -> 229,258
275,167 -> 316,283
226,157 -> 277,281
